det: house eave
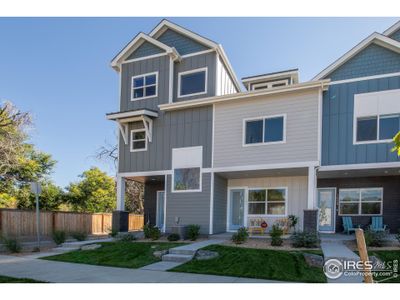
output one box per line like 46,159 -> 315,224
106,109 -> 159,121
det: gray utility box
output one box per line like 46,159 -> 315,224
171,225 -> 188,240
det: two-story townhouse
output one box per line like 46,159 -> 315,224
107,19 -> 329,235
314,21 -> 400,233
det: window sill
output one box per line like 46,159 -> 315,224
353,139 -> 393,145
131,95 -> 158,101
171,189 -> 202,193
243,140 -> 286,147
177,91 -> 207,98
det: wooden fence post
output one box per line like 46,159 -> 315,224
355,228 -> 374,283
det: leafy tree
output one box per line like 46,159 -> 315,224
65,167 -> 116,213
392,131 -> 400,156
16,181 -> 64,211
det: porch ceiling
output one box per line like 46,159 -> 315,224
216,167 -> 308,179
317,167 -> 400,179
126,175 -> 165,184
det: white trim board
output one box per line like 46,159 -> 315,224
383,20 -> 400,37
329,72 -> 400,85
212,161 -> 319,173
313,32 -> 400,81
318,162 -> 400,172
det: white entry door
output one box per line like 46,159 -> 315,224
156,191 -> 165,230
317,188 -> 336,232
228,189 -> 245,231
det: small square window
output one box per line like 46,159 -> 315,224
173,167 -> 201,191
131,72 -> 157,100
130,129 -> 147,152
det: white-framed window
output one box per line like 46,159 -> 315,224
131,71 -> 158,100
251,79 -> 289,90
130,129 -> 147,152
354,89 -> 400,144
243,114 -> 286,146
171,146 -> 202,192
178,67 -> 207,98
339,188 -> 383,216
247,187 -> 287,216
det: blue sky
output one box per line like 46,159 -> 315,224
0,17 -> 398,188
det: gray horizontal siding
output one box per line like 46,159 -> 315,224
326,44 -> 400,81
118,105 -> 213,173
157,29 -> 209,55
213,90 -> 319,168
174,52 -> 217,102
120,55 -> 170,112
126,41 -> 164,60
322,76 -> 400,166
213,174 -> 227,234
165,173 -> 211,235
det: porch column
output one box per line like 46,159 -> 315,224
307,166 -> 316,209
116,175 -> 125,211
112,175 -> 128,232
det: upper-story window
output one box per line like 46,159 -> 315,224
130,129 -> 147,152
354,89 -> 400,144
244,115 -> 286,146
171,146 -> 202,193
178,67 -> 207,98
131,72 -> 158,100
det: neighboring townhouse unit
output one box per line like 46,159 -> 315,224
314,21 -> 400,233
107,19 -> 400,235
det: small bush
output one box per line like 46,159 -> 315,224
2,237 -> 21,253
364,230 -> 388,247
187,224 -> 201,241
52,230 -> 66,245
108,227 -> 118,238
167,233 -> 180,241
71,231 -> 87,241
143,224 -> 152,239
231,227 -> 249,244
270,225 -> 283,246
150,226 -> 161,240
291,231 -> 319,248
118,233 -> 137,242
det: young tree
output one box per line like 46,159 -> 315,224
65,167 -> 116,213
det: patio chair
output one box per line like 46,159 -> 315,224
369,216 -> 388,232
342,217 -> 357,235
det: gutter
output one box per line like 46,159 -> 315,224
159,79 -> 330,112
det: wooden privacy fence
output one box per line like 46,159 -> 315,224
0,209 -> 143,238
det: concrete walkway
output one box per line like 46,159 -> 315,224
320,234 -> 363,283
0,254 -> 273,283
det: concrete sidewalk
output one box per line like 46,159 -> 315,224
0,254 -> 274,283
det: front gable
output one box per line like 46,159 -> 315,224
326,43 -> 400,81
157,29 -> 210,55
126,41 -> 165,60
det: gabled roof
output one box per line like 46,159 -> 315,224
149,19 -> 241,92
110,32 -> 181,71
312,32 -> 400,80
383,20 -> 400,37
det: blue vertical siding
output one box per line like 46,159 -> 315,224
321,76 -> 400,166
326,44 -> 400,81
389,29 -> 400,42
157,29 -> 209,55
126,41 -> 164,60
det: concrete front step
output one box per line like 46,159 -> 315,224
169,248 -> 196,256
162,253 -> 193,263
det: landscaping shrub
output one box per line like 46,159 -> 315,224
143,224 -> 152,239
108,227 -> 118,238
291,231 -> 319,248
118,233 -> 137,242
167,233 -> 180,241
187,224 -> 201,241
2,237 -> 21,253
231,227 -> 248,244
71,231 -> 87,241
52,230 -> 66,245
149,226 -> 161,240
364,229 -> 388,247
270,225 -> 283,246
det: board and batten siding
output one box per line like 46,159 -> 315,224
213,90 -> 319,168
165,173 -> 211,235
118,106 -> 213,173
322,76 -> 400,166
120,55 -> 170,112
213,174 -> 228,233
228,176 -> 308,231
173,52 -> 217,102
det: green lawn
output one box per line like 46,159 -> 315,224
0,275 -> 45,283
368,250 -> 400,283
171,245 -> 327,283
42,242 -> 185,269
